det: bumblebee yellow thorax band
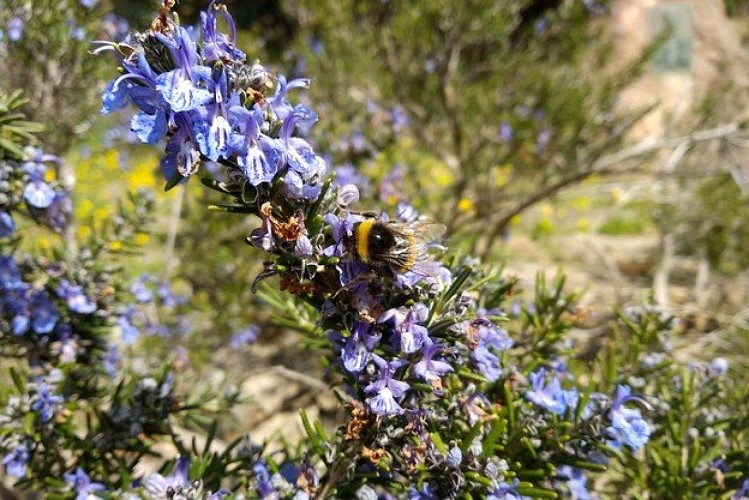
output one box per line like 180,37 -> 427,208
355,219 -> 374,263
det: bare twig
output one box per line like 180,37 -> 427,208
270,365 -> 329,391
479,123 -> 742,258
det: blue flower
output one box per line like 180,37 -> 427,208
557,466 -> 596,500
143,456 -> 190,497
342,329 -> 370,373
30,291 -> 59,334
230,325 -> 261,349
710,357 -> 729,376
488,479 -> 522,500
7,17 -> 23,42
46,191 -> 72,232
446,445 -> 462,468
22,162 -> 56,209
57,279 -> 96,314
735,479 -> 749,500
379,304 -> 430,354
365,355 -> 410,415
535,127 -> 552,154
130,275 -> 153,303
31,383 -> 64,422
118,307 -> 141,345
0,256 -> 23,289
408,483 -> 438,499
160,125 -> 201,178
0,211 -> 15,237
253,460 -> 276,498
64,468 -> 106,500
607,385 -> 651,451
240,137 -> 283,186
412,340 -> 453,383
101,79 -> 131,115
525,368 -> 579,415
80,0 -> 98,7
131,110 -> 168,144
498,122 -> 514,142
2,443 -> 29,478
102,345 -> 120,378
334,163 -> 367,188
200,3 -> 245,62
155,66 -> 214,114
71,26 -> 86,41
270,75 -> 310,122
464,318 -> 513,381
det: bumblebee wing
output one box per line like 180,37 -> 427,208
377,220 -> 446,273
406,259 -> 446,278
409,221 -> 447,244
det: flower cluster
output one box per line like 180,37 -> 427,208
116,273 -> 190,345
93,3 -> 662,497
0,148 -> 72,233
0,249 -> 108,367
98,1 -> 326,203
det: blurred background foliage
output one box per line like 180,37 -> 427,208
1,0 -> 748,451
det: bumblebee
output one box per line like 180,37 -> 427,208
351,218 -> 446,275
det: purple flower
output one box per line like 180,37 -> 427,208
270,75 -> 310,122
0,256 -> 23,289
71,27 -> 86,41
365,355 -> 410,415
463,318 -> 513,381
22,162 -> 56,208
0,211 -> 15,237
200,2 -> 245,62
525,368 -> 579,415
534,17 -> 549,34
30,291 -> 59,334
143,456 -> 190,497
379,304 -> 430,354
390,105 -> 410,130
80,0 -> 98,7
408,484 -> 437,499
58,279 -> 96,314
2,443 -> 29,478
46,191 -> 72,232
735,479 -> 749,500
488,479 -> 522,500
253,460 -> 276,498
557,466 -> 596,500
160,125 -> 202,178
102,345 -> 120,378
131,110 -> 168,144
342,322 -> 380,373
118,307 -> 141,345
64,468 -> 106,500
101,79 -> 131,115
230,325 -> 261,349
412,341 -> 453,383
7,17 -> 23,42
31,383 -> 64,422
336,184 -> 360,207
535,127 -> 552,154
710,357 -> 729,376
334,163 -> 368,192
130,275 -> 153,303
153,25 -> 214,110
498,122 -> 514,142
607,385 -> 651,451
445,445 -> 462,468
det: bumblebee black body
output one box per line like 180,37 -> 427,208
352,219 -> 416,273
